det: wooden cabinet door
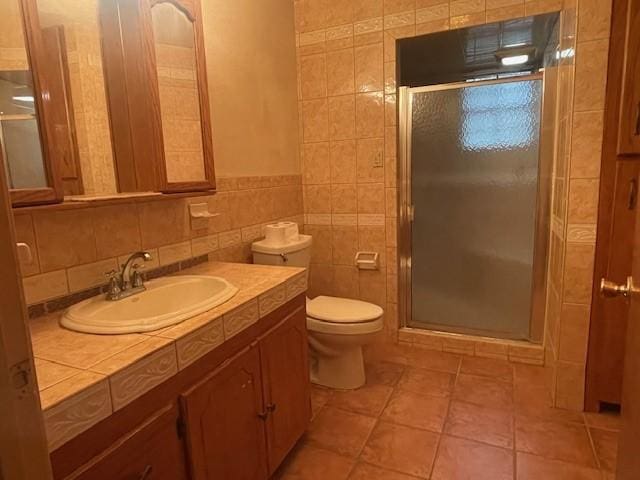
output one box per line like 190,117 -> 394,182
67,404 -> 188,480
259,307 -> 311,474
180,345 -> 269,480
618,0 -> 640,154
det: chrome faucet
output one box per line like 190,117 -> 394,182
105,251 -> 153,301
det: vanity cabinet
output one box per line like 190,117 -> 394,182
182,345 -> 269,480
68,403 -> 189,480
50,295 -> 310,480
181,307 -> 311,480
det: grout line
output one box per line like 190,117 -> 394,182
427,356 -> 462,479
584,421 -> 603,471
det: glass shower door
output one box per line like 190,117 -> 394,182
407,78 -> 542,340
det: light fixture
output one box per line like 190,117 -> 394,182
501,54 -> 530,66
495,45 -> 535,68
12,95 -> 34,102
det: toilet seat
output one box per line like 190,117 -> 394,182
306,296 -> 384,335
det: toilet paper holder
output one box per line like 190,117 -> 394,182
355,251 -> 379,270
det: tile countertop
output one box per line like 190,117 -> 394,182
30,261 -> 307,451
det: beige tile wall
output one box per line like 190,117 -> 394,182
14,175 -> 303,306
544,0 -> 612,411
293,0 -> 612,410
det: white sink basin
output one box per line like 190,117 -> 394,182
60,275 -> 238,334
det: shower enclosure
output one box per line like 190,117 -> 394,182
398,75 -> 549,341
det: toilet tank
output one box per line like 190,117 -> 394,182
251,222 -> 312,269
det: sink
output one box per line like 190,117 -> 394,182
60,275 -> 238,334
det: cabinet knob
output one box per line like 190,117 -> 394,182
257,411 -> 269,420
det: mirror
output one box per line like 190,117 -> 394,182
0,0 -> 47,190
35,0 -> 117,196
151,2 -> 208,186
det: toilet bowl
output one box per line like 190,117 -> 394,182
306,296 -> 384,389
251,222 -> 384,390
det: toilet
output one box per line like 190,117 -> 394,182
252,222 -> 384,390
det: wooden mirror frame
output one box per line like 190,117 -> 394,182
8,0 -> 65,207
147,0 -> 216,193
100,0 -> 216,195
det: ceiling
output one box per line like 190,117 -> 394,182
398,12 -> 560,87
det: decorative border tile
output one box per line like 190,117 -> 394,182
259,285 -> 286,317
107,344 -> 178,411
176,317 -> 225,369
44,379 -> 112,451
223,299 -> 259,339
286,272 -> 308,300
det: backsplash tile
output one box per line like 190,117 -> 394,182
14,174 -> 304,309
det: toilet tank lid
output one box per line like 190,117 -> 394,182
307,296 -> 383,323
252,234 -> 312,255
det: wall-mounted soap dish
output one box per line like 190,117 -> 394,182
189,203 -> 220,229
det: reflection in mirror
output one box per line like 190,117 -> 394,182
151,2 -> 206,184
0,0 -> 47,190
36,0 -> 117,195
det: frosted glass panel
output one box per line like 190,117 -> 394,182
409,79 -> 542,340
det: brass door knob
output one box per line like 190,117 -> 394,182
600,276 -> 637,299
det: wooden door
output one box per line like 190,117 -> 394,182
180,345 -> 269,480
586,0 -> 638,410
0,138 -> 52,477
67,404 -> 188,480
616,170 -> 640,477
259,307 -> 311,474
618,0 -> 640,154
587,162 -> 638,409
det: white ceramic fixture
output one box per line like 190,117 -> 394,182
60,275 -> 238,334
252,222 -> 384,390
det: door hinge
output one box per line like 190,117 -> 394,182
10,360 -> 33,398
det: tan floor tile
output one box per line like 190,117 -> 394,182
310,385 -> 333,419
431,435 -> 513,480
404,346 -> 461,374
381,389 -> 449,433
516,399 -> 586,425
590,428 -> 618,473
460,356 -> 514,383
514,364 -> 551,388
278,444 -> 356,480
397,367 -> 455,398
445,401 -> 514,449
306,406 -> 377,457
365,361 -> 405,387
348,462 -> 419,480
328,383 -> 394,417
516,452 -> 602,480
584,411 -> 621,431
360,421 -> 439,478
453,374 -> 514,410
515,416 -> 597,467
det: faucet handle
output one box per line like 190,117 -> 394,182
132,268 -> 145,288
104,270 -> 122,300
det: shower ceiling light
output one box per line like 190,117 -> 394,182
495,46 -> 535,67
501,54 -> 530,66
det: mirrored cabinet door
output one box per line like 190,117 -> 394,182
1,0 -> 64,206
150,0 -> 215,192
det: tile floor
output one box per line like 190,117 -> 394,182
275,343 -> 620,480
